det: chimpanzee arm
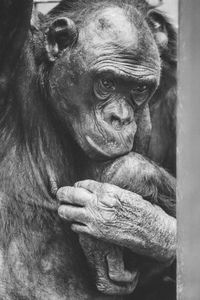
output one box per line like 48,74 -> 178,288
57,153 -> 176,295
57,153 -> 176,263
0,0 -> 33,98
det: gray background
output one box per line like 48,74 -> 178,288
178,1 -> 200,299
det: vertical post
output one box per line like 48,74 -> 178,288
178,1 -> 200,299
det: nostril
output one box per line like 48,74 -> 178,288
110,114 -> 133,129
110,115 -> 121,124
110,115 -> 122,130
104,110 -> 133,129
123,116 -> 132,126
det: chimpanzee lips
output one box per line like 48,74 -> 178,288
85,135 -> 132,160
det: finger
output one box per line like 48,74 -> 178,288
58,205 -> 88,224
71,223 -> 90,234
75,180 -> 122,197
56,186 -> 93,206
74,180 -> 102,194
97,279 -> 138,295
107,251 -> 138,283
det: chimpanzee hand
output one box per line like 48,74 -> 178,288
57,180 -> 176,263
78,233 -> 139,295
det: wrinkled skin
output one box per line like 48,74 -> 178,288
0,0 -> 176,299
47,5 -> 160,160
57,153 -> 176,295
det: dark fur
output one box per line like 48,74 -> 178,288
0,1 -> 176,299
147,10 -> 177,175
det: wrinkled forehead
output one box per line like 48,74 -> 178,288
78,5 -> 159,66
80,6 -> 139,50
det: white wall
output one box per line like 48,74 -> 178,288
161,0 -> 178,26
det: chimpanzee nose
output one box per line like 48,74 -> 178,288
109,113 -> 131,129
103,103 -> 133,130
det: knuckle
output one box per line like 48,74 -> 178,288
75,180 -> 91,189
87,207 -> 97,222
74,181 -> 81,188
102,183 -> 122,198
136,194 -> 144,202
98,192 -> 120,211
91,182 -> 103,194
108,195 -> 120,208
87,193 -> 97,206
76,180 -> 102,193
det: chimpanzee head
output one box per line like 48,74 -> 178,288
42,0 -> 168,161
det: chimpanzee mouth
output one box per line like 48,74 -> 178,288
85,135 -> 131,160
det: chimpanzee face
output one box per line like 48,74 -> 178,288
46,5 -> 161,160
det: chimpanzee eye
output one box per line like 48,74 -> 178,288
100,79 -> 115,91
94,78 -> 116,100
131,85 -> 151,108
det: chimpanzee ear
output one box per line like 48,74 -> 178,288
147,10 -> 169,50
45,17 -> 78,62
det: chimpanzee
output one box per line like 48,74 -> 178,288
0,0 -> 176,299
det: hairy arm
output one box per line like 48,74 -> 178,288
57,153 -> 176,263
58,181 -> 176,263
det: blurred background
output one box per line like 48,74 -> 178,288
33,0 -> 178,26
